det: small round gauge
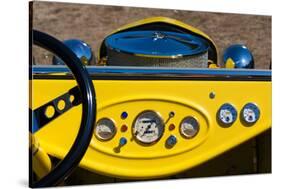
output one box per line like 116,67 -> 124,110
217,103 -> 237,126
241,103 -> 260,124
133,110 -> 164,144
180,116 -> 200,138
95,118 -> 116,141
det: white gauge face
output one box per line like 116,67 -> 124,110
242,103 -> 260,124
95,118 -> 116,140
180,116 -> 199,138
218,103 -> 237,125
133,111 -> 164,144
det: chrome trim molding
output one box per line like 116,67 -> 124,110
32,65 -> 271,81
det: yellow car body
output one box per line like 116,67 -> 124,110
31,67 -> 271,179
31,17 -> 271,180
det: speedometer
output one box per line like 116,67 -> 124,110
133,110 -> 164,144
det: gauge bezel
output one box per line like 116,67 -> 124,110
179,116 -> 200,139
241,102 -> 260,125
132,110 -> 165,145
94,117 -> 117,141
217,103 -> 238,127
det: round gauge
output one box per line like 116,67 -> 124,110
241,103 -> 260,124
133,111 -> 164,144
95,118 -> 116,141
217,103 -> 237,126
180,116 -> 200,138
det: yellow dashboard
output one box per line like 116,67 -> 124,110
31,68 -> 271,179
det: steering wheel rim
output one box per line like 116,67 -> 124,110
31,30 -> 96,187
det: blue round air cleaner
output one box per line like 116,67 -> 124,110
105,31 -> 210,68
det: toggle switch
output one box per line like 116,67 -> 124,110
114,137 -> 127,153
166,135 -> 177,148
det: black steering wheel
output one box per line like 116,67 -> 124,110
31,30 -> 96,187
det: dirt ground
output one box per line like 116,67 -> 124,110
32,1 -> 271,69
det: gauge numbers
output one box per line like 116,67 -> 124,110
133,111 -> 164,144
95,118 -> 116,141
218,103 -> 237,126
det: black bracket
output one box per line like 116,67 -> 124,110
33,86 -> 81,132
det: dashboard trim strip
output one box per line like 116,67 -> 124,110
32,65 -> 271,81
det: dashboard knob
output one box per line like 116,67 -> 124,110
119,137 -> 127,146
166,135 -> 177,147
121,111 -> 128,119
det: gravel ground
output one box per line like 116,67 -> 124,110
32,1 -> 271,68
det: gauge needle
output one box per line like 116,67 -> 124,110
141,124 -> 154,137
140,129 -> 147,137
134,131 -> 139,136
